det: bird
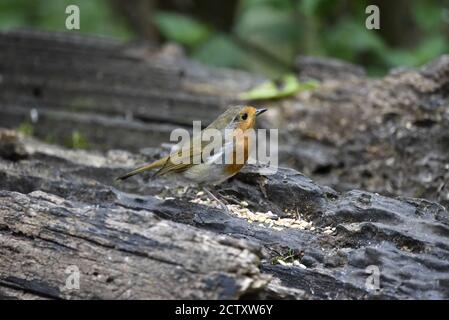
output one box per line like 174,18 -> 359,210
116,105 -> 267,212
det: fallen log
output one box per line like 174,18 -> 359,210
0,188 -> 269,299
1,130 -> 449,299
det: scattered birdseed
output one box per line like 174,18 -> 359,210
176,187 -> 188,195
188,195 -> 322,232
190,197 -> 219,208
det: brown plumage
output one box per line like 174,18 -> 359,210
116,105 -> 267,186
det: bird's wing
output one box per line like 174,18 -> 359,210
155,134 -> 205,176
117,127 -> 230,180
155,108 -> 238,176
116,156 -> 169,180
155,129 -> 227,176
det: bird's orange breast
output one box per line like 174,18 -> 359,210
224,127 -> 252,176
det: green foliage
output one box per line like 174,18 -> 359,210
384,36 -> 447,68
18,122 -> 34,136
413,1 -> 442,31
239,75 -> 318,100
67,130 -> 88,149
153,0 -> 449,77
0,0 -> 133,40
153,11 -> 210,47
1,0 -> 447,77
194,34 -> 247,68
323,20 -> 385,61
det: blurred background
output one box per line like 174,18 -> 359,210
1,0 -> 448,77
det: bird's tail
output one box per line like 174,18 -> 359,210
116,156 -> 168,181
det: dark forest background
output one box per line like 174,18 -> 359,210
1,0 -> 448,76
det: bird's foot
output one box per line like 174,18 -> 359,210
216,192 -> 241,205
202,187 -> 230,214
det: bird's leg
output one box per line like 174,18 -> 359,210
216,191 -> 241,205
203,187 -> 230,214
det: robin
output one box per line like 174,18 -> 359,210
116,105 -> 267,212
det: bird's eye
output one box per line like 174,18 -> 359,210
241,113 -> 248,120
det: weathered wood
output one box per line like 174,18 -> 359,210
0,189 -> 268,299
0,30 -> 262,152
1,130 -> 449,299
0,30 -> 261,126
0,105 -> 178,151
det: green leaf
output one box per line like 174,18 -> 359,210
193,34 -> 287,78
383,36 -> 448,68
323,20 -> 386,61
153,11 -> 210,47
193,34 -> 246,68
413,1 -> 442,32
239,75 -> 319,100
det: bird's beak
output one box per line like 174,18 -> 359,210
255,108 -> 267,116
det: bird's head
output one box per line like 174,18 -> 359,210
209,105 -> 267,131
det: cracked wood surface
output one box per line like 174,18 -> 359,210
0,190 -> 268,299
1,130 -> 449,299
